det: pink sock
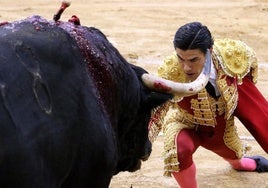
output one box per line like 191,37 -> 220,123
227,157 -> 256,171
172,163 -> 197,188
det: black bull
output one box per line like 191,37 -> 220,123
0,16 -> 172,188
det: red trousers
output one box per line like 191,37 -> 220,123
176,77 -> 268,170
235,77 -> 268,153
176,115 -> 238,170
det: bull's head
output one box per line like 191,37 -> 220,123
114,65 -> 174,174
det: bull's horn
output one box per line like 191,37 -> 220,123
142,50 -> 211,97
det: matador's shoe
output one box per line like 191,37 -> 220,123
249,156 -> 268,172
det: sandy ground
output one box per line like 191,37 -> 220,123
1,0 -> 268,187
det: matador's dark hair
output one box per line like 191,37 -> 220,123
173,22 -> 214,54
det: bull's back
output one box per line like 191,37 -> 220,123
0,19 -> 116,187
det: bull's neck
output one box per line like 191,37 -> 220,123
58,22 -> 126,127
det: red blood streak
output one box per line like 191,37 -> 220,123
0,22 -> 9,26
153,81 -> 172,92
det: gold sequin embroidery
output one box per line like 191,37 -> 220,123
191,89 -> 215,126
214,39 -> 258,84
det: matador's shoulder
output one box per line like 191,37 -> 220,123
157,53 -> 185,82
213,38 -> 258,84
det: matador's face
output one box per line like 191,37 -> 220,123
175,48 -> 206,82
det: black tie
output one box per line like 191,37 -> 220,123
205,82 -> 217,98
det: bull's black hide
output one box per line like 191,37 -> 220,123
0,16 -> 171,188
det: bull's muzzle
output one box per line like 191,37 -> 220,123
142,49 -> 212,97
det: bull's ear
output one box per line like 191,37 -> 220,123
130,64 -> 148,79
142,91 -> 173,109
